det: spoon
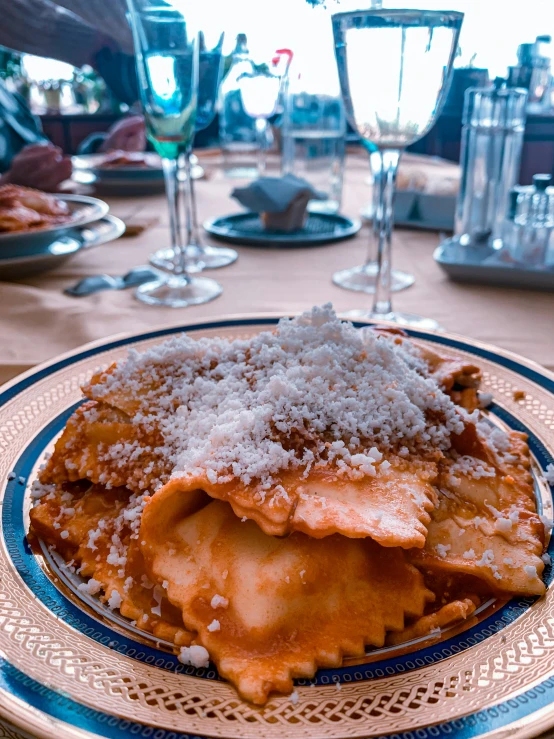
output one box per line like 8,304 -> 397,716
64,266 -> 157,297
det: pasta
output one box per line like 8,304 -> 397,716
29,306 -> 548,704
410,429 -> 545,596
140,483 -> 431,704
0,185 -> 72,232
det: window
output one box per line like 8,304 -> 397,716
217,0 -> 554,80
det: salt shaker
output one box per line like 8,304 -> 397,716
509,174 -> 554,266
455,80 -> 528,248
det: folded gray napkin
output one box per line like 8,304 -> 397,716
231,175 -> 326,213
231,175 -> 326,232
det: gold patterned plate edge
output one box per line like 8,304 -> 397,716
0,312 -> 554,739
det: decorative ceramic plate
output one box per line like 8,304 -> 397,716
1,315 -> 554,739
204,212 -> 361,247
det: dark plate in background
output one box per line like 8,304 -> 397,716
204,211 -> 361,248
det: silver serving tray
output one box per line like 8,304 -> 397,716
434,238 -> 554,291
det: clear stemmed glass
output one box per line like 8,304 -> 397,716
127,0 -> 222,307
333,148 -> 415,294
239,62 -> 284,177
332,8 -> 463,328
187,32 -> 238,268
150,28 -> 238,272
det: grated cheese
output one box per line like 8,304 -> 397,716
495,518 -> 513,533
450,455 -> 495,480
107,590 -> 122,610
89,305 -> 466,493
178,645 -> 210,668
78,578 -> 102,595
211,594 -> 229,609
476,549 -> 495,567
478,393 -> 493,409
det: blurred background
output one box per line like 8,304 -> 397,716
2,0 -> 553,184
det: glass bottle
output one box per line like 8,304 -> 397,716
218,34 -> 258,178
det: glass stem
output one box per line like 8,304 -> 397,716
181,153 -> 205,272
256,117 -> 268,176
363,149 -> 383,270
162,156 -> 189,282
185,146 -> 204,249
371,148 -> 401,317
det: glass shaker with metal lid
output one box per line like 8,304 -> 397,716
505,174 -> 554,265
455,79 -> 528,249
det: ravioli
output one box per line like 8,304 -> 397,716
410,430 -> 545,596
40,401 -> 170,495
140,481 -> 432,704
42,408 -> 439,547
372,328 -> 482,410
161,459 -> 438,547
30,481 -> 193,646
387,598 -> 478,645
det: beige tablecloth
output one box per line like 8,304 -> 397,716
1,157 -> 553,385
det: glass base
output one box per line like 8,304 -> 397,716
341,308 -> 441,331
150,245 -> 237,273
196,244 -> 238,269
333,263 -> 415,294
135,274 -> 222,308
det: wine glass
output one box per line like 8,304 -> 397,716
151,28 -> 238,272
127,0 -> 222,308
332,8 -> 463,328
239,52 -> 290,177
186,31 -> 237,268
333,148 -> 415,294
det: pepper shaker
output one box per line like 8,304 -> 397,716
455,80 -> 528,248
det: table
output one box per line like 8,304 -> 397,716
1,156 -> 553,386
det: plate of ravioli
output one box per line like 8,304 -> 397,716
1,306 -> 554,739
